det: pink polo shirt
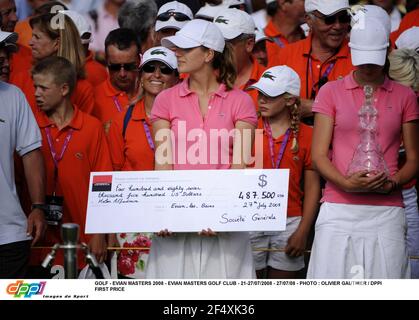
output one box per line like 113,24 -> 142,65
150,80 -> 258,170
313,72 -> 419,207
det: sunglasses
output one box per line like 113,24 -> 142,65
142,63 -> 174,75
157,11 -> 191,22
313,11 -> 351,25
108,63 -> 138,72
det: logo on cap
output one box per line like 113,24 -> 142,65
215,16 -> 229,24
151,49 -> 167,56
262,71 -> 276,81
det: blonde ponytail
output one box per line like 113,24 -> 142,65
284,93 -> 301,153
212,42 -> 237,91
389,48 -> 419,92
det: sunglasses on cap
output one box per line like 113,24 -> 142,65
313,11 -> 351,25
142,63 -> 174,75
157,11 -> 191,22
108,62 -> 138,72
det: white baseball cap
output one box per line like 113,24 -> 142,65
223,0 -> 245,6
255,28 -> 272,44
161,19 -> 225,53
349,18 -> 389,66
248,65 -> 301,97
350,5 -> 391,36
265,0 -> 276,4
61,10 -> 92,44
305,0 -> 349,16
140,46 -> 178,70
0,30 -> 18,52
395,27 -> 419,52
155,1 -> 193,32
214,9 -> 255,40
195,3 -> 227,21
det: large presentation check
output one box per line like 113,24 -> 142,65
85,169 -> 289,233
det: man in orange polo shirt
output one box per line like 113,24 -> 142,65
0,0 -> 32,78
93,28 -> 141,130
214,8 -> 266,107
271,0 -> 354,119
31,56 -> 112,273
264,0 -> 306,66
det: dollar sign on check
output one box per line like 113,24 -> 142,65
258,174 -> 268,188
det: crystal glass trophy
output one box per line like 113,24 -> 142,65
347,85 -> 389,177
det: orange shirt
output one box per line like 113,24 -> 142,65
73,78 -> 95,115
258,119 -> 313,217
9,44 -> 32,80
85,50 -> 108,87
107,99 -> 154,171
10,70 -> 95,115
15,18 -> 32,48
240,58 -> 266,108
264,20 -> 305,67
93,78 -> 130,124
390,9 -> 419,45
32,106 -> 112,268
271,35 -> 354,99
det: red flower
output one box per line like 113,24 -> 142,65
117,235 -> 152,275
117,256 -> 135,275
132,235 -> 152,253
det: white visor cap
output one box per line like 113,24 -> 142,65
161,19 -> 225,53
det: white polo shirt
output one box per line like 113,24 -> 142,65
0,82 -> 42,246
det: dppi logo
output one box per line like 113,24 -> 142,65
6,280 -> 46,298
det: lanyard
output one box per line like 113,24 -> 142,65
263,120 -> 291,169
112,95 -> 123,112
45,127 -> 74,194
306,53 -> 335,99
272,36 -> 285,48
309,57 -> 335,91
142,120 -> 154,151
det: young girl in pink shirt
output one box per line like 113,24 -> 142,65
147,19 -> 258,278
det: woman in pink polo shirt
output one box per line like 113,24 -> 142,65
147,19 -> 258,278
309,18 -> 419,279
